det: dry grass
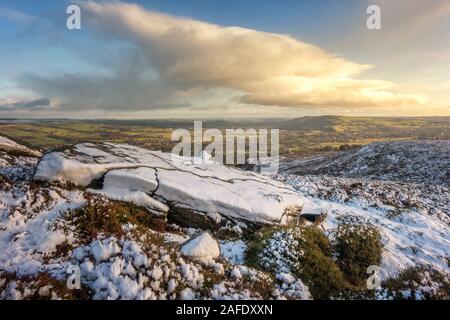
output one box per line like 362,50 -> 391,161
382,265 -> 450,300
66,195 -> 166,245
0,272 -> 91,300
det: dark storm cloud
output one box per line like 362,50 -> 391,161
0,98 -> 50,111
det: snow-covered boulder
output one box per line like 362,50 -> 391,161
33,142 -> 304,228
181,232 -> 220,264
89,167 -> 169,215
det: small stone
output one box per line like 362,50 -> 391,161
181,232 -> 220,264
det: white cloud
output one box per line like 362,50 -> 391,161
0,7 -> 39,25
78,0 -> 426,109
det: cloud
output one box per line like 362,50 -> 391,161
374,0 -> 450,30
74,0 -> 425,109
0,7 -> 39,25
11,0 -> 427,116
0,97 -> 50,111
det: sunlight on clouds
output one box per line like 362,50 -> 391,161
81,0 -> 426,109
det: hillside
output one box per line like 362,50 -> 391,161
0,137 -> 449,300
274,116 -> 450,133
273,116 -> 342,132
282,140 -> 450,186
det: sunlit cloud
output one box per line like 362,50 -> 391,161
77,0 -> 425,110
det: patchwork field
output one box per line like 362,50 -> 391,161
1,116 -> 449,157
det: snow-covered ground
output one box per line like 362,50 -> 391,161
282,141 -> 450,187
280,175 -> 450,277
0,137 -> 449,300
0,136 -> 41,158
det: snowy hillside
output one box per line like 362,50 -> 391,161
282,141 -> 450,186
281,175 -> 450,276
0,136 -> 41,167
0,137 -> 449,300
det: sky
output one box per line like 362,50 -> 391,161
0,0 -> 449,119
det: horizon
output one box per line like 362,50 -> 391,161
1,114 -> 450,122
1,0 -> 450,118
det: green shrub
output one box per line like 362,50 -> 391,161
292,227 -> 350,299
334,222 -> 382,286
245,221 -> 385,299
245,226 -> 286,268
246,226 -> 351,299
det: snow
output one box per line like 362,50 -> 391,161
181,232 -> 220,264
256,229 -> 300,274
230,267 -> 242,279
154,167 -> 303,224
0,136 -> 41,157
34,142 -> 304,226
220,240 -> 247,265
179,287 -> 196,300
64,235 -> 295,300
90,238 -> 122,262
164,232 -> 189,244
103,167 -> 159,192
282,140 -> 450,187
283,174 -> 450,277
34,152 -> 112,186
0,187 -> 84,275
0,136 -> 22,149
2,138 -> 449,300
274,272 -> 312,300
87,167 -> 168,213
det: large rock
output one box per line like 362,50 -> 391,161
34,142 -> 303,229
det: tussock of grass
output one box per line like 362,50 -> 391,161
1,148 -> 38,158
66,195 -> 166,244
0,272 -> 91,300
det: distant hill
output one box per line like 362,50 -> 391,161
272,116 -> 450,132
272,115 -> 342,131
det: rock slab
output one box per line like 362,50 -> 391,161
34,142 -> 304,228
